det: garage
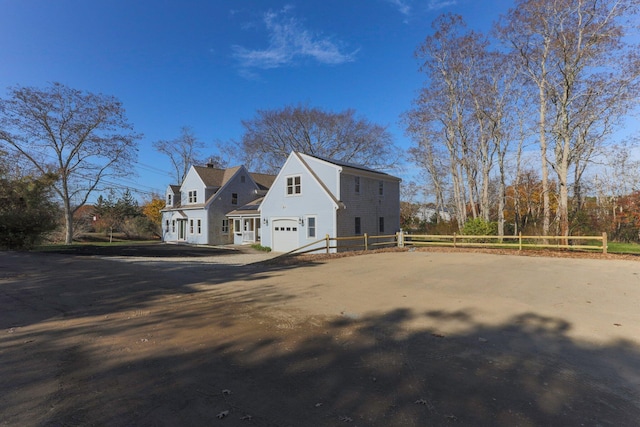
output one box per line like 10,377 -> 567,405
272,218 -> 300,252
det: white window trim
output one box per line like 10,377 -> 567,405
285,175 -> 301,196
188,190 -> 198,204
306,216 -> 317,239
189,219 -> 194,234
197,219 -> 202,235
222,219 -> 229,234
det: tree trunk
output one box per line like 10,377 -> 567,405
539,85 -> 550,237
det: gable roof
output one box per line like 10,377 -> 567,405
192,165 -> 276,191
169,185 -> 181,194
193,165 -> 241,188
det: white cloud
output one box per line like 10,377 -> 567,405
387,0 -> 411,16
428,0 -> 457,10
232,7 -> 357,71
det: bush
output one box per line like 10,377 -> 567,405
0,174 -> 59,249
251,244 -> 272,252
461,218 -> 497,242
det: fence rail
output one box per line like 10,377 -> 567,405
284,232 -> 608,255
404,232 -> 608,254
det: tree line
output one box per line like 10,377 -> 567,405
405,0 -> 640,239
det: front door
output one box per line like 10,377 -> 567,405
178,219 -> 187,241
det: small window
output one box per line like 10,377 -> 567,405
165,220 -> 169,232
172,220 -> 175,232
222,219 -> 229,233
167,194 -> 172,205
354,176 -> 360,194
355,217 -> 361,235
286,176 -> 301,195
232,193 -> 238,205
240,175 -> 246,183
188,190 -> 197,203
197,219 -> 202,234
379,217 -> 385,233
189,219 -> 194,234
307,217 -> 316,238
378,181 -> 384,196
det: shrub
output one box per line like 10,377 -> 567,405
461,218 -> 497,242
251,244 -> 272,252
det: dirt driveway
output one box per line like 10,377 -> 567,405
1,245 -> 640,426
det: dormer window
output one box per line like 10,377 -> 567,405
188,190 -> 197,203
167,194 -> 172,205
286,176 -> 301,195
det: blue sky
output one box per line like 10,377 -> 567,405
1,0 -> 519,198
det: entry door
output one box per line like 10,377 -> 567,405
272,219 -> 299,252
178,220 -> 186,241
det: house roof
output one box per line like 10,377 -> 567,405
250,173 -> 276,191
193,165 -> 242,188
300,153 -> 400,180
226,197 -> 264,216
169,185 -> 180,194
192,165 -> 276,190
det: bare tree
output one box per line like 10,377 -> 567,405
234,105 -> 400,174
498,0 -> 640,237
153,126 -> 213,184
0,82 -> 140,244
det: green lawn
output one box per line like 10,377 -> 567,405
607,242 -> 640,254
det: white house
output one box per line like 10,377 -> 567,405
161,163 -> 275,245
259,152 -> 401,253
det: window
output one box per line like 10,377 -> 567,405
355,217 -> 361,235
240,175 -> 246,183
167,194 -> 172,205
286,176 -> 301,195
188,190 -> 197,203
307,217 -> 316,238
232,193 -> 238,205
234,219 -> 241,234
165,220 -> 169,232
197,219 -> 202,234
378,181 -> 384,196
189,219 -> 194,234
354,176 -> 360,193
222,219 -> 229,233
172,220 -> 175,232
379,217 -> 385,233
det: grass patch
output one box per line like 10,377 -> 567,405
607,242 -> 640,254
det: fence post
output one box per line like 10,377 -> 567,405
602,232 -> 607,254
364,233 -> 368,251
519,232 -> 522,251
397,231 -> 404,248
326,234 -> 330,254
453,232 -> 457,248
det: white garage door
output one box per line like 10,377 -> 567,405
272,219 -> 299,252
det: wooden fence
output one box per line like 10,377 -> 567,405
285,232 -> 608,255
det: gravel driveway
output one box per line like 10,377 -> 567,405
1,246 -> 639,426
